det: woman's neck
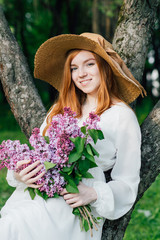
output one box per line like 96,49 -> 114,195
82,95 -> 97,117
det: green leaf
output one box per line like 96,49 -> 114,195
85,204 -> 91,212
44,161 -> 56,171
82,172 -> 94,179
62,166 -> 72,173
53,192 -> 59,198
89,144 -> 99,157
70,137 -> 85,153
69,150 -> 82,163
89,161 -> 98,168
60,172 -> 79,193
62,163 -> 76,175
27,187 -> 36,200
43,192 -> 49,200
86,144 -> 93,156
83,149 -> 95,162
74,176 -> 81,186
80,126 -> 86,134
72,208 -> 81,216
44,136 -> 50,144
66,183 -> 79,193
83,219 -> 89,232
97,130 -> 105,140
97,217 -> 102,220
35,188 -> 43,198
75,169 -> 82,178
78,159 -> 90,173
35,189 -> 50,200
78,158 -> 97,170
88,129 -> 98,144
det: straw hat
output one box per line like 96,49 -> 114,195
34,32 -> 146,104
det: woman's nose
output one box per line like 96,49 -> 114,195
78,67 -> 87,78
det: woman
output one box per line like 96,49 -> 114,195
0,33 -> 146,240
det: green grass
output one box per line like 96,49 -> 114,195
0,168 -> 15,209
124,175 -> 160,240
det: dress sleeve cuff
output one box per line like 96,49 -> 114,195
90,181 -> 115,219
6,170 -> 26,189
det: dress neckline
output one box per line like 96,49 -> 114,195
78,101 -> 125,123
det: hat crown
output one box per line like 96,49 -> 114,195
80,32 -> 113,51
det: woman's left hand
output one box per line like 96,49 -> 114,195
60,182 -> 97,208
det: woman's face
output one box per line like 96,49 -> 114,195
70,50 -> 101,98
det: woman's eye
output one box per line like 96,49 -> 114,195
71,67 -> 77,72
87,62 -> 95,67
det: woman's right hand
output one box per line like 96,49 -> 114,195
14,160 -> 45,188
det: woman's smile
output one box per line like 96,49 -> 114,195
80,78 -> 92,85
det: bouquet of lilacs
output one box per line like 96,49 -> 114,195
0,107 -> 104,237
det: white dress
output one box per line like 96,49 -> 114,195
0,102 -> 141,240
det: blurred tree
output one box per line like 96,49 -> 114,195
0,1 -> 160,240
0,0 -> 93,105
92,0 -> 123,41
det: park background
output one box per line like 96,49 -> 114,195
0,0 -> 160,239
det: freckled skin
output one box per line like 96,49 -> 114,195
71,50 -> 101,99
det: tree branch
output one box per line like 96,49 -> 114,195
0,6 -> 46,138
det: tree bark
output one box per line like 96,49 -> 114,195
0,0 -> 160,239
102,0 -> 160,239
112,0 -> 160,83
0,6 -> 46,138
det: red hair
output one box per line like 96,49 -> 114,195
43,50 -> 124,135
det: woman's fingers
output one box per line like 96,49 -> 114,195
62,183 -> 97,207
60,188 -> 68,196
63,193 -> 76,200
27,183 -> 44,189
15,160 -> 46,187
27,171 -> 46,184
70,202 -> 82,208
23,164 -> 44,181
18,161 -> 41,177
65,197 -> 79,205
16,159 -> 31,168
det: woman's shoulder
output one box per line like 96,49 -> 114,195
102,101 -> 136,119
101,101 -> 139,131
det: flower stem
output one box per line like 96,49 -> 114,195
84,206 -> 98,231
78,207 -> 93,237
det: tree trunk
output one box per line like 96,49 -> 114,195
102,0 -> 160,239
92,0 -> 100,33
0,6 -> 46,138
0,0 -> 160,239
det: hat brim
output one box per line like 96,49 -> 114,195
34,34 -> 145,103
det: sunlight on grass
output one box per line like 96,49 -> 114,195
124,175 -> 160,240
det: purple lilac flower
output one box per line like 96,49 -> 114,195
0,107 -> 100,198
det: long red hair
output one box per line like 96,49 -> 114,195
43,50 -> 124,135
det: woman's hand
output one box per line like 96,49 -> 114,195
14,160 -> 45,188
60,182 -> 97,208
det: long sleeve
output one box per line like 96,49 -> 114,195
91,105 -> 141,220
6,113 -> 49,188
6,170 -> 26,189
